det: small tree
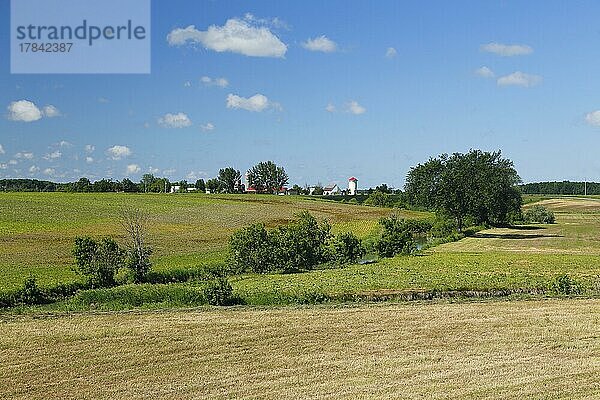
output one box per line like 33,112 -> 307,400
229,223 -> 275,273
195,179 -> 206,192
247,161 -> 288,193
218,167 -> 242,193
72,237 -> 125,287
376,215 -> 417,258
524,205 -> 555,224
120,207 -> 153,283
206,178 -> 221,193
331,232 -> 365,265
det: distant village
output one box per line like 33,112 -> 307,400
171,176 -> 363,196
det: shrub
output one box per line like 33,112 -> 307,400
376,214 -> 417,257
229,223 -> 276,273
549,274 -> 581,295
364,191 -> 393,207
272,211 -> 331,272
204,277 -> 234,306
72,237 -> 125,288
524,205 -> 555,224
330,232 -> 365,265
228,212 -> 331,273
15,276 -> 46,305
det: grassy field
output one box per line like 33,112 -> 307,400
435,198 -> 600,254
0,192 -> 424,290
2,299 -> 599,399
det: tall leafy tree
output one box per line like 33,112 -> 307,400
247,161 -> 288,194
405,150 -> 521,231
217,167 -> 242,193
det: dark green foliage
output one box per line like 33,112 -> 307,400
376,215 -> 417,257
330,232 -> 365,265
204,277 -> 234,306
195,179 -> 206,192
15,276 -> 45,305
549,274 -> 581,295
206,178 -> 221,193
229,223 -> 276,273
247,161 -> 289,193
271,211 -> 331,272
217,167 -> 242,193
524,205 -> 555,224
520,181 -> 600,195
363,191 -> 394,207
229,212 -> 331,273
72,237 -> 125,288
405,150 -> 522,231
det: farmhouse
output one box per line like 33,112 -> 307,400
323,184 -> 341,196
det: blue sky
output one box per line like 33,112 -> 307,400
2,0 -> 600,188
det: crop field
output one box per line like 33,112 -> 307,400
0,192 -> 423,290
435,198 -> 600,254
2,299 -> 599,399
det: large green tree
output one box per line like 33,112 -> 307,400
405,150 -> 522,231
217,167 -> 242,193
247,161 -> 288,194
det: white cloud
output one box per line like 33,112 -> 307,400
163,168 -> 176,176
15,152 -> 34,160
42,105 -> 61,117
43,150 -> 62,160
148,166 -> 160,174
98,97 -> 109,103
227,93 -> 279,112
7,100 -> 42,122
43,168 -> 55,176
0,163 -> 7,170
167,17 -> 287,58
0,144 -> 4,155
158,112 -> 192,128
302,35 -> 337,53
475,66 -> 495,78
8,160 -> 17,165
85,156 -> 94,163
126,164 -> 141,174
183,81 -> 192,88
29,165 -> 39,173
346,101 -> 366,115
325,103 -> 336,113
385,47 -> 397,58
497,71 -> 542,87
200,76 -> 229,88
481,42 -> 533,56
186,170 -> 207,180
107,145 -> 132,160
201,122 -> 215,131
58,140 -> 72,147
85,144 -> 95,153
585,110 -> 600,127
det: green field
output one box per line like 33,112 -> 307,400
0,192 -> 422,290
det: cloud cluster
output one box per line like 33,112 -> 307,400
481,42 -> 533,56
302,36 -> 337,53
167,17 -> 287,58
7,100 -> 61,122
158,112 -> 192,128
475,66 -> 495,78
201,76 -> 229,88
226,93 -> 279,112
107,145 -> 132,160
201,122 -> 215,131
497,71 -> 542,87
126,164 -> 141,174
585,110 -> 600,126
385,47 -> 397,58
346,101 -> 366,115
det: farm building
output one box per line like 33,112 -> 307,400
323,184 -> 341,196
348,177 -> 358,195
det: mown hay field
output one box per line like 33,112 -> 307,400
1,299 -> 599,399
0,192 -> 422,290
